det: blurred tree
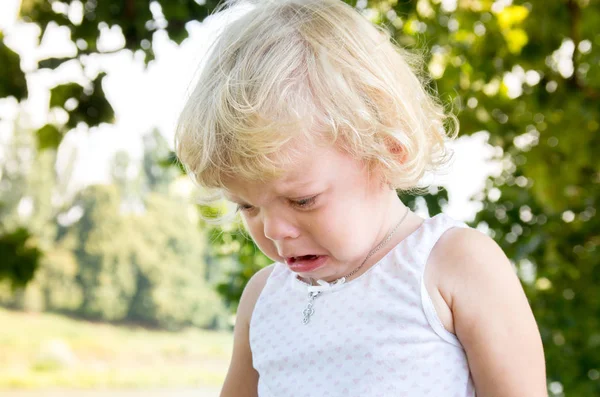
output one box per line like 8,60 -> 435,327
0,119 -> 43,287
1,137 -> 227,328
0,0 -> 598,393
0,241 -> 83,313
67,184 -> 137,321
128,193 -> 226,330
36,244 -> 84,312
15,0 -> 222,150
0,116 -> 66,289
0,0 -> 221,285
126,130 -> 227,330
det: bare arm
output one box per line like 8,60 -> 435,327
220,264 -> 275,397
434,228 -> 547,397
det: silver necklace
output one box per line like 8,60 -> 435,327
301,207 -> 410,325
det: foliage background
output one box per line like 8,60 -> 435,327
0,0 -> 598,395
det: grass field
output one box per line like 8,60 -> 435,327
0,308 -> 232,391
4,388 -> 220,396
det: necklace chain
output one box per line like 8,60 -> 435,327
308,206 -> 410,286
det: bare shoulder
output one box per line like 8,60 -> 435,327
220,263 -> 276,397
430,226 -> 519,303
424,227 -> 497,332
428,227 -> 547,396
433,225 -> 501,262
237,263 -> 276,324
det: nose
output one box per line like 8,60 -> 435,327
262,210 -> 299,241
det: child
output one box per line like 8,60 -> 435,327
175,0 -> 547,395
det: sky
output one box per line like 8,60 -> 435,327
0,0 -> 501,222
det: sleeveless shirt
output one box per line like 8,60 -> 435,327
249,213 -> 476,397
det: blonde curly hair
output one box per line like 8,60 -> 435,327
175,0 -> 458,199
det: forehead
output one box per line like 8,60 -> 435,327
223,142 -> 366,198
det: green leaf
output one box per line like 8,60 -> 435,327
36,124 -> 63,150
50,74 -> 115,129
38,57 -> 73,70
49,83 -> 84,108
160,151 -> 187,175
0,32 -> 28,100
0,227 -> 42,288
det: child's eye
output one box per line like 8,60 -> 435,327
236,204 -> 255,213
290,196 -> 317,209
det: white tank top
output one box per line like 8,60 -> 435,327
249,213 -> 476,397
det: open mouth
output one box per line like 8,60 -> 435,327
285,255 -> 327,272
287,255 -> 319,263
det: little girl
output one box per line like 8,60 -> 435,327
175,0 -> 547,395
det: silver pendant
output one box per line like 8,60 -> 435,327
302,291 -> 321,324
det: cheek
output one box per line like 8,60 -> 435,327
311,205 -> 371,258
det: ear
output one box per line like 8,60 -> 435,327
378,136 -> 406,190
384,136 -> 407,163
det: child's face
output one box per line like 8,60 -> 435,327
223,142 -> 395,282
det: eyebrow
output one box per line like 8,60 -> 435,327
275,179 -> 321,194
